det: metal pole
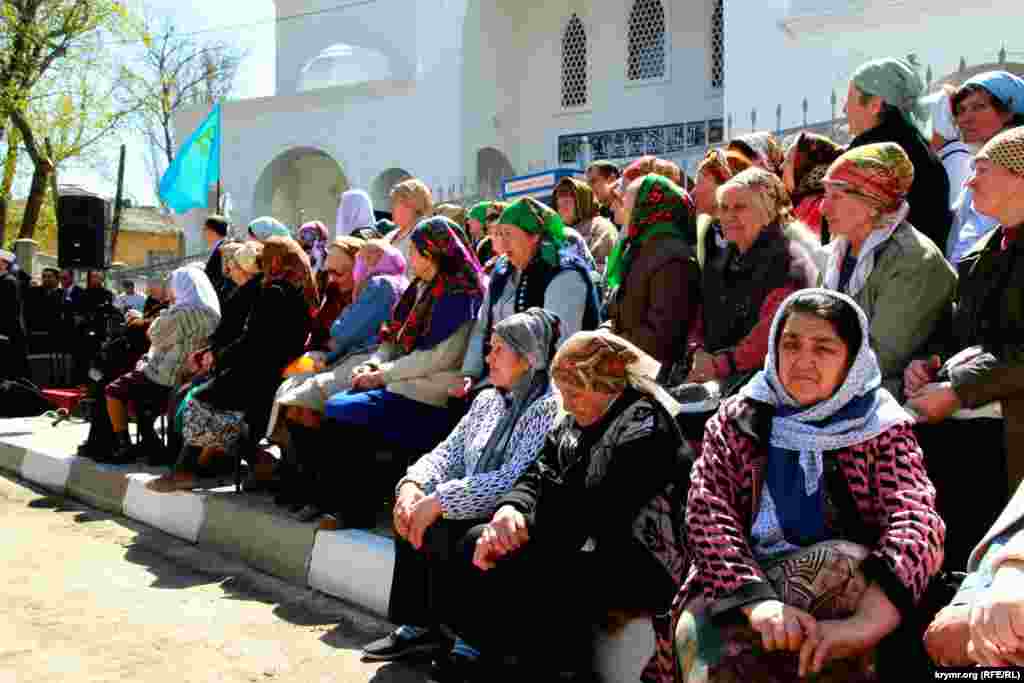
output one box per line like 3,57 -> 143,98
110,144 -> 127,266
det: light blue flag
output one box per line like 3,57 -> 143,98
159,103 -> 221,213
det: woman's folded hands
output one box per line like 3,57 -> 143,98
473,505 -> 530,571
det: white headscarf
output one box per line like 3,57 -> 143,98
336,189 -> 375,235
170,266 -> 221,317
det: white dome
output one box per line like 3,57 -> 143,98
298,43 -> 392,91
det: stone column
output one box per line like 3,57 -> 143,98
13,238 -> 38,277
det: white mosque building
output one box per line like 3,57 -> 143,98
175,0 -> 727,251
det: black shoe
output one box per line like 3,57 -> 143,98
362,628 -> 451,662
92,432 -> 133,464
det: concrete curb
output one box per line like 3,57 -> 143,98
0,417 -> 654,682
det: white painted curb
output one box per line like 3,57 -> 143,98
308,529 -> 395,618
20,450 -> 76,494
123,473 -> 207,543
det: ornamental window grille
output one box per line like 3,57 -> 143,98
711,0 -> 724,89
561,15 -> 588,109
627,0 -> 666,81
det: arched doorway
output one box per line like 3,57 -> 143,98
371,168 -> 412,212
252,148 -> 348,237
476,147 -> 515,199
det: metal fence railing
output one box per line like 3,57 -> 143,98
114,251 -> 210,284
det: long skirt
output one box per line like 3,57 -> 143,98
445,526 -> 676,670
264,351 -> 371,442
387,518 -> 486,628
325,388 -> 462,460
674,541 -> 877,682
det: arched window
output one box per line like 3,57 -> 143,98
627,0 -> 666,81
711,0 -> 724,89
561,14 -> 588,109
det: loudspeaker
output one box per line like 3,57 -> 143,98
57,194 -> 109,270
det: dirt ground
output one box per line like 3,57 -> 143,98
0,474 -> 433,683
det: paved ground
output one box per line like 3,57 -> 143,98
0,473 -> 433,683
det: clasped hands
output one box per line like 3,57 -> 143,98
472,505 -> 530,571
393,483 -> 442,549
742,583 -> 899,677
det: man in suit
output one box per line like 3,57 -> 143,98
203,215 -> 235,305
0,249 -> 29,380
926,481 -> 1024,667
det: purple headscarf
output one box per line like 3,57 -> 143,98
298,221 -> 329,273
353,242 -> 409,302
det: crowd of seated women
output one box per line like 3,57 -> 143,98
67,54 -> 1024,682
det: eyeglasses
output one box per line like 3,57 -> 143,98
326,268 -> 350,279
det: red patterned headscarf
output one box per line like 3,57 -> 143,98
378,216 -> 486,354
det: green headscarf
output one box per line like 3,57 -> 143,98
498,197 -> 567,267
468,201 -> 491,227
851,57 -> 927,132
605,174 -> 694,290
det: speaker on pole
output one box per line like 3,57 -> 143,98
57,193 -> 110,270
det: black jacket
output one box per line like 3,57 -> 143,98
849,114 -> 952,250
205,242 -> 236,305
0,271 -> 28,380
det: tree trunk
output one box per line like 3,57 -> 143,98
0,197 -> 7,247
19,159 -> 52,239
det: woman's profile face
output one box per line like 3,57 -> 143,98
467,217 -> 485,241
555,380 -> 616,427
692,171 -> 719,215
408,246 -> 438,281
486,334 -> 530,390
778,312 -> 852,407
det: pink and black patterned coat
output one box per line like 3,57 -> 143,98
672,396 -> 945,648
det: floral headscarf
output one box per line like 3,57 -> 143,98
605,174 -> 695,289
261,236 -> 319,313
823,142 -> 915,212
697,147 -> 753,185
622,155 -> 684,186
248,216 -> 292,240
298,221 -> 329,273
551,330 -> 681,417
784,132 -> 845,203
729,132 -> 785,175
379,216 -> 485,354
498,197 -> 567,267
468,201 -> 491,228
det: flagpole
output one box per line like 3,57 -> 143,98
215,98 -> 222,216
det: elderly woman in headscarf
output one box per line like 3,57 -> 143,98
681,168 -> 818,398
361,308 -> 562,664
674,289 -> 944,683
267,240 -> 409,502
297,220 -> 330,302
905,126 -> 1024,571
436,331 -> 692,680
96,266 -> 221,464
602,173 -> 700,366
690,146 -> 754,270
845,57 -> 952,249
553,176 -> 619,273
453,197 -> 601,398
151,236 -> 315,492
247,215 -> 292,241
946,71 -> 1024,263
820,142 -> 956,396
302,235 -> 364,353
336,188 -> 376,237
782,132 -> 845,240
285,217 -> 484,525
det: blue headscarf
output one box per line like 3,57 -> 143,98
741,289 -> 912,548
962,71 -> 1024,115
247,216 -> 292,240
